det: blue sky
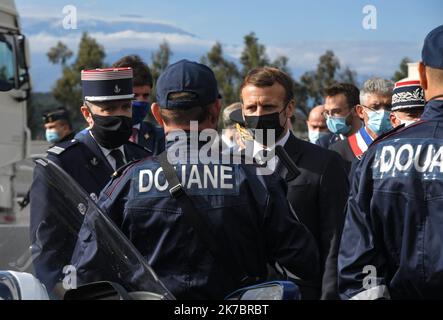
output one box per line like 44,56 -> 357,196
15,0 -> 443,91
17,0 -> 442,43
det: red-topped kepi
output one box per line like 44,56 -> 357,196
81,67 -> 134,102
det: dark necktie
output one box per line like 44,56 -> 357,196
110,149 -> 125,170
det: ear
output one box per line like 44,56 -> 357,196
419,62 -> 428,91
389,112 -> 399,128
151,103 -> 164,127
355,105 -> 365,120
80,105 -> 94,128
286,99 -> 295,118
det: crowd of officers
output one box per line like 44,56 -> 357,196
30,25 -> 443,300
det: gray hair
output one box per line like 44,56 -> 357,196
360,78 -> 394,105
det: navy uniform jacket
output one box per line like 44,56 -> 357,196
30,129 -> 151,293
136,121 -> 165,155
338,99 -> 443,299
71,137 -> 320,299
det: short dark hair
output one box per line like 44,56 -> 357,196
241,67 -> 294,105
112,55 -> 153,87
324,83 -> 360,109
159,92 -> 212,125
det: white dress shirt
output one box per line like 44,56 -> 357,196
90,131 -> 127,171
253,129 -> 290,172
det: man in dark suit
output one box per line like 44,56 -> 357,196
239,67 -> 349,299
112,55 -> 165,155
30,67 -> 151,297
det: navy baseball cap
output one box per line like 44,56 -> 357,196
422,25 -> 443,69
156,59 -> 220,109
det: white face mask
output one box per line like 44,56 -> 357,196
394,112 -> 418,127
400,119 -> 416,127
308,130 -> 329,144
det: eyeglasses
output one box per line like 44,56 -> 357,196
322,110 -> 352,119
361,103 -> 392,112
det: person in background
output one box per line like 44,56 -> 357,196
390,80 -> 425,128
306,105 -> 330,144
112,55 -> 165,154
329,78 -> 393,173
221,102 -> 243,150
42,107 -> 75,144
317,83 -> 362,149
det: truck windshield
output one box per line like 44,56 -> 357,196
0,34 -> 15,87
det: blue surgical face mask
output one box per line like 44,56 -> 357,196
326,113 -> 352,135
308,130 -> 329,144
366,109 -> 393,136
45,129 -> 61,143
132,100 -> 150,125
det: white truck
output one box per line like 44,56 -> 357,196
0,0 -> 31,223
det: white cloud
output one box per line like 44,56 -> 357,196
27,31 -> 215,54
264,41 -> 422,77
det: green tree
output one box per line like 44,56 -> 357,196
392,57 -> 411,82
300,50 -> 342,107
151,40 -> 172,84
338,66 -> 358,86
48,32 -> 106,128
271,55 -> 291,75
240,32 -> 269,77
201,42 -> 240,107
47,41 -> 73,66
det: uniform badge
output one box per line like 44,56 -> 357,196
144,133 -> 150,140
90,157 -> 99,166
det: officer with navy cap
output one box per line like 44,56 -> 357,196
42,107 -> 75,144
30,67 -> 151,297
390,80 -> 425,128
338,25 -> 443,299
71,59 -> 319,299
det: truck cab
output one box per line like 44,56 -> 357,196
0,0 -> 31,222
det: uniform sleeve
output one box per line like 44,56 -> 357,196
337,154 -> 390,300
318,152 -> 350,299
29,157 -> 79,294
70,175 -> 130,285
264,175 -> 320,282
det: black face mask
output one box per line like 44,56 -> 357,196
91,114 -> 132,149
244,107 -> 287,146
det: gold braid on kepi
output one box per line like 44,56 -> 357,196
235,123 -> 253,141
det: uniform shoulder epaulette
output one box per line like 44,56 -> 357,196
111,158 -> 144,179
127,140 -> 152,154
47,139 -> 79,155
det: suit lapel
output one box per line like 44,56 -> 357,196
277,132 -> 302,182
